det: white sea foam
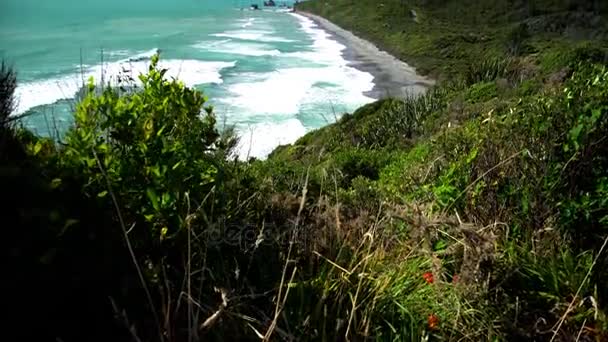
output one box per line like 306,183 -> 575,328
219,13 -> 375,119
107,50 -> 132,58
224,66 -> 373,117
238,17 -> 255,28
235,118 -> 307,159
197,40 -> 281,57
286,13 -> 347,64
14,11 -> 378,161
273,8 -> 294,14
211,29 -> 294,43
217,11 -> 376,159
14,51 -> 236,115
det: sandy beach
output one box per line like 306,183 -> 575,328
296,11 -> 434,99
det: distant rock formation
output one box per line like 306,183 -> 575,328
128,48 -> 162,62
264,0 -> 276,7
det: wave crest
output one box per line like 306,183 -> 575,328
14,50 -> 236,115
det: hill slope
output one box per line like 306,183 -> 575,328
258,0 -> 608,340
298,0 -> 608,78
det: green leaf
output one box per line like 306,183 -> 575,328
33,141 -> 43,155
50,178 -> 62,189
157,125 -> 167,136
98,143 -> 109,152
161,192 -> 172,207
433,240 -> 448,252
466,148 -> 478,164
591,108 -> 602,122
151,165 -> 161,177
172,160 -> 183,170
59,219 -> 80,236
98,190 -> 108,198
568,123 -> 584,149
147,188 -> 160,211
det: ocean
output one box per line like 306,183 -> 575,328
0,0 -> 376,158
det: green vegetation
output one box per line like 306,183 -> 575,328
4,0 -> 608,341
298,0 -> 608,79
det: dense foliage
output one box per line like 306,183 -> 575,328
4,0 -> 608,341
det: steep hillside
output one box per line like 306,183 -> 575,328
298,0 -> 608,78
255,0 -> 608,340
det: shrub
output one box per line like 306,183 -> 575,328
466,81 -> 498,103
379,142 -> 434,201
57,55 -> 260,340
332,148 -> 391,187
552,64 -> 608,247
63,54 -> 223,243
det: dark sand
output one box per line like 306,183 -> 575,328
296,11 -> 434,99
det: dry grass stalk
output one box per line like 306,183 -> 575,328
92,149 -> 163,341
263,167 -> 310,341
199,288 -> 228,331
550,233 -> 608,341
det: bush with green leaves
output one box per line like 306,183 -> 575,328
63,55 -> 225,243
552,64 -> 608,245
55,56 -> 297,341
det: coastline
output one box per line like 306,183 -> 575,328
294,11 -> 434,99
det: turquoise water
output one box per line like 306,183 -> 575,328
0,0 -> 375,157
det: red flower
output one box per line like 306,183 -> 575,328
427,314 -> 439,330
452,274 -> 460,283
422,272 -> 434,284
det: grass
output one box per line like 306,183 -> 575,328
298,0 -> 608,79
267,1 -> 608,340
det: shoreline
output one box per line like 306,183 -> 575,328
294,11 -> 434,99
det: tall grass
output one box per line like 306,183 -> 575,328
464,57 -> 514,85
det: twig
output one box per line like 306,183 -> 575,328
263,167 -> 310,341
313,251 -> 352,276
92,150 -> 163,341
423,155 -> 444,182
246,124 -> 254,161
109,297 -> 143,342
575,318 -> 587,342
264,266 -> 298,341
199,288 -> 228,330
345,204 -> 382,341
186,193 -> 193,342
443,149 -> 526,214
550,234 -> 608,341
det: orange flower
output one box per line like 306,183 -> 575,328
428,314 -> 439,330
422,272 -> 434,284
